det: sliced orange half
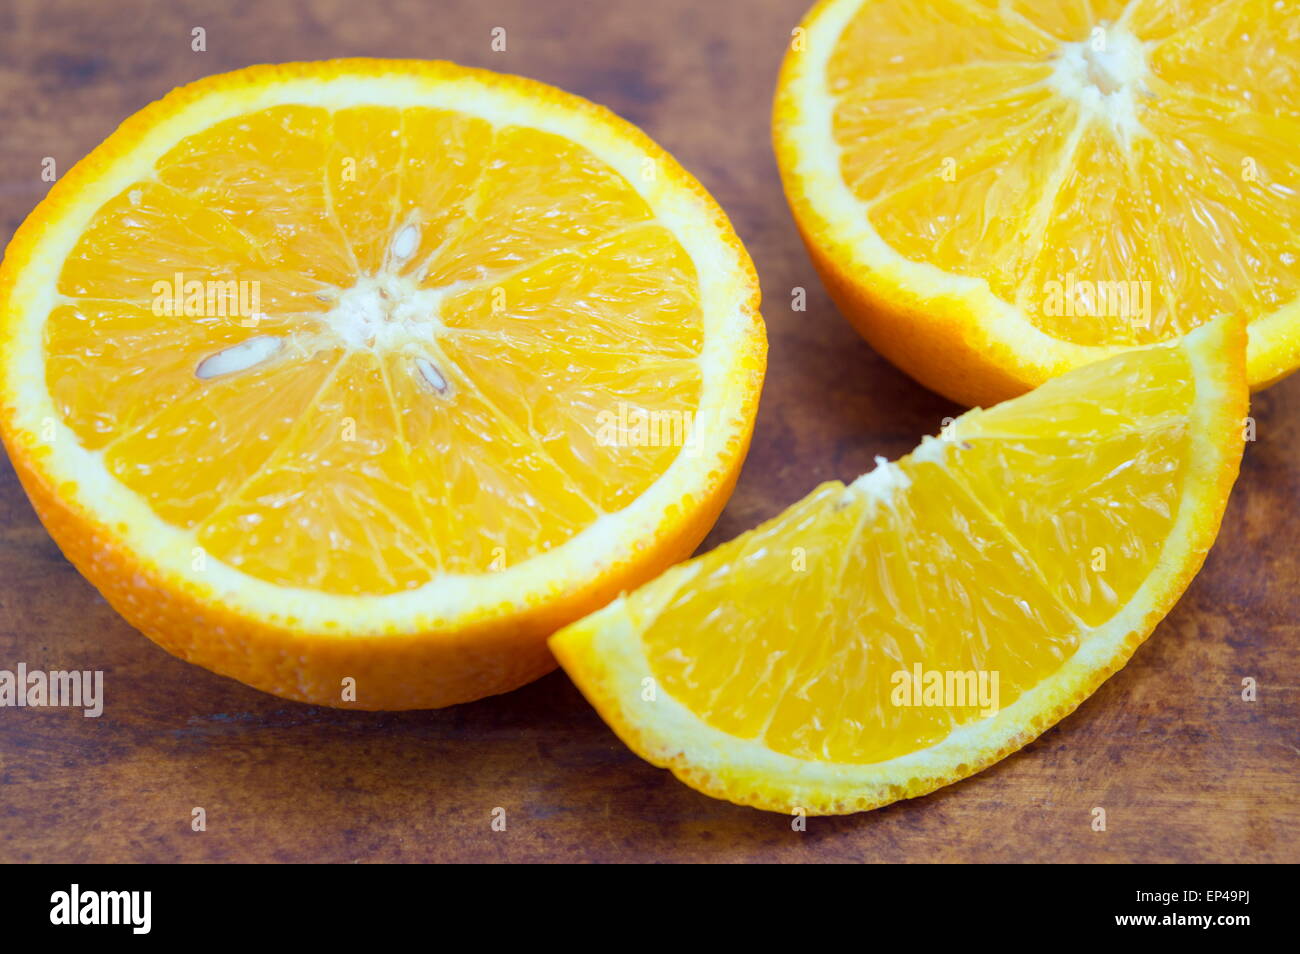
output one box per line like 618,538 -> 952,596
0,60 -> 765,709
552,318 -> 1245,814
774,0 -> 1300,406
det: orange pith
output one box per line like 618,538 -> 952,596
0,60 -> 765,709
775,0 -> 1300,405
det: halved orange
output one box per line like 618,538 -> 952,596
0,60 -> 765,709
774,0 -> 1300,407
552,318 -> 1245,814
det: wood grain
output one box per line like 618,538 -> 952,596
1,0 -> 1296,863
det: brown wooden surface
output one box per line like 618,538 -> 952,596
0,0 -> 1297,864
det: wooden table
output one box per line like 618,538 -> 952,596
1,0 -> 1296,864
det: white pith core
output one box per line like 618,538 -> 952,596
196,224 -> 452,387
325,273 -> 445,350
1048,22 -> 1152,144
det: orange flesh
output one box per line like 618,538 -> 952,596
828,0 -> 1300,347
48,105 -> 703,594
639,344 -> 1194,764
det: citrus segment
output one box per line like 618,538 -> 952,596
552,319 -> 1246,813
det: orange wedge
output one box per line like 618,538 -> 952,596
774,0 -> 1300,406
0,60 -> 765,709
552,318 -> 1246,814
